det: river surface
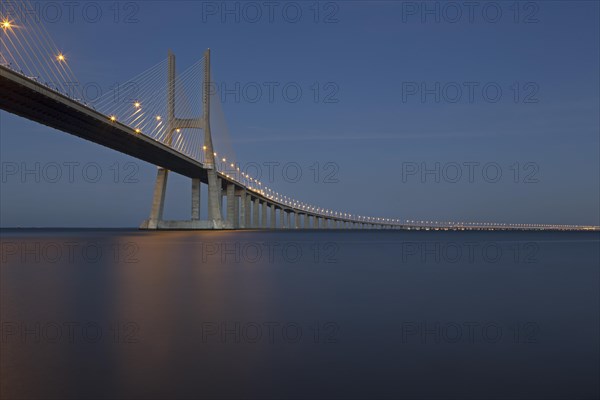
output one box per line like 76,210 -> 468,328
1,229 -> 598,399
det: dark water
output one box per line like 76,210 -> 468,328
1,229 -> 598,399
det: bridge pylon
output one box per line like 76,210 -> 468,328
141,49 -> 224,229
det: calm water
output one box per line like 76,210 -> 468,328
1,229 -> 598,399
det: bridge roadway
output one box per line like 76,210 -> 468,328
0,65 -> 371,228
3,65 -> 597,231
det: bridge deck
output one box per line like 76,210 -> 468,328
0,65 -> 304,215
0,65 -> 209,183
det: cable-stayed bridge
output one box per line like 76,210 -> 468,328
0,8 -> 596,231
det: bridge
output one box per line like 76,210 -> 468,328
0,8 -> 596,231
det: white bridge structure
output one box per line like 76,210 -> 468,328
0,6 -> 596,231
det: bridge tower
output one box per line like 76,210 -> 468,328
142,49 -> 224,229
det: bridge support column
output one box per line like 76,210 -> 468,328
218,177 -> 223,208
238,191 -> 245,229
279,209 -> 285,228
234,195 -> 240,228
147,167 -> 169,229
294,212 -> 299,229
253,198 -> 260,228
262,202 -> 268,228
239,192 -> 245,228
206,172 -> 222,226
226,183 -> 235,228
270,205 -> 276,228
244,193 -> 251,228
192,178 -> 201,220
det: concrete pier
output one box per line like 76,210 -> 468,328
270,205 -> 276,228
244,193 -> 251,228
192,178 -> 200,220
147,167 -> 169,229
253,198 -> 260,228
279,209 -> 285,228
261,201 -> 268,228
226,183 -> 235,228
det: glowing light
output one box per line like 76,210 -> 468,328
134,102 -> 141,108
156,115 -> 161,121
203,146 -> 207,150
56,53 -> 66,62
176,129 -> 181,133
109,115 -> 116,122
2,19 -> 13,30
135,129 -> 141,134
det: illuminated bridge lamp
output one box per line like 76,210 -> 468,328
56,53 -> 66,62
2,19 -> 13,30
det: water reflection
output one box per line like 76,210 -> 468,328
1,230 -> 599,399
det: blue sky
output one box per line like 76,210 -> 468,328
1,1 -> 598,227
